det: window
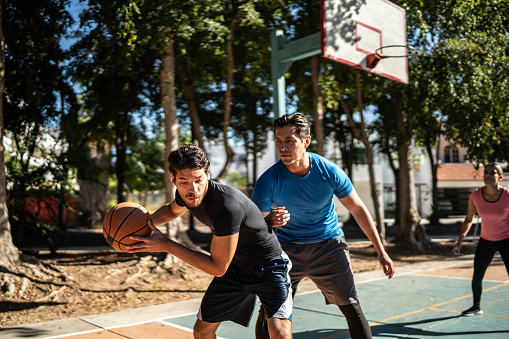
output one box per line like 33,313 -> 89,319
444,146 -> 451,163
452,147 -> 459,163
444,145 -> 459,163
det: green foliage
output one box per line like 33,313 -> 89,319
225,171 -> 247,189
124,129 -> 166,194
5,128 -> 77,226
402,0 -> 509,164
69,0 -> 163,202
6,0 -> 509,240
3,0 -> 75,226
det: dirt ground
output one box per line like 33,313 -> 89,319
0,223 -> 478,329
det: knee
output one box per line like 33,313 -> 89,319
192,325 -> 207,339
255,311 -> 270,339
269,327 -> 292,339
339,303 -> 366,321
193,320 -> 216,339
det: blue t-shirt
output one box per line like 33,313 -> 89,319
251,152 -> 353,243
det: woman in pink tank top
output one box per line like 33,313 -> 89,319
452,163 -> 509,316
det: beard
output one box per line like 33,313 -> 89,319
184,193 -> 203,207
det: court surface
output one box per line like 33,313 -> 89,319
2,255 -> 508,339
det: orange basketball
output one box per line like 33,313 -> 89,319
102,202 -> 152,252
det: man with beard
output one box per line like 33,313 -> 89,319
127,144 -> 292,339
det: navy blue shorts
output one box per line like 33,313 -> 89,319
198,254 -> 292,327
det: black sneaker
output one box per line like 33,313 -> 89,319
461,306 -> 483,316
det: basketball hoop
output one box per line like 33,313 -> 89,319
366,45 -> 417,69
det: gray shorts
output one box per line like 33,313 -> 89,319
281,237 -> 358,306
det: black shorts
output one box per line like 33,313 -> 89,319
198,254 -> 292,327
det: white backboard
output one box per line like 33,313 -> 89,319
321,0 -> 408,84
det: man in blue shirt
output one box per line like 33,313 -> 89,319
251,113 -> 395,339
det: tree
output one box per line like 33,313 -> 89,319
370,95 -> 400,225
125,127 -> 166,206
285,0 -> 325,154
429,1 -> 509,163
3,0 -> 75,251
397,0 -> 509,227
339,71 -> 385,241
119,0 -> 212,255
319,60 -> 387,239
71,0 -> 159,204
386,0 -> 509,250
0,0 -> 20,274
230,64 -> 273,190
1,0 -> 76,297
322,66 -> 358,178
210,0 -> 276,182
391,88 -> 427,249
227,0 -> 288,190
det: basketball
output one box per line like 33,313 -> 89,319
102,202 -> 152,252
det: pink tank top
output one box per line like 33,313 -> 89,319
469,187 -> 509,241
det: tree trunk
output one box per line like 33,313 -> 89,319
337,130 -> 355,180
215,8 -> 241,182
382,148 -> 400,225
426,134 -> 441,225
310,55 -> 324,155
251,130 -> 259,189
364,141 -> 385,241
179,70 -> 205,151
0,2 -> 20,270
115,111 -> 129,203
339,71 -> 385,243
161,34 -> 180,206
393,97 -> 429,250
77,141 -> 111,227
160,32 -> 201,264
214,35 -> 234,182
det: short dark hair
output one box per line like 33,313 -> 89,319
273,113 -> 311,141
168,144 -> 210,176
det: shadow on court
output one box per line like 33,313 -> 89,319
369,317 -> 509,338
2,256 -> 507,339
279,258 -> 508,339
164,257 -> 508,339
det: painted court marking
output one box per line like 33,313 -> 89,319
40,258 -> 508,339
313,281 -> 509,339
371,281 -> 509,325
49,321 -> 196,339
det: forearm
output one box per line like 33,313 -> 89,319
340,190 -> 386,254
456,221 -> 473,242
457,199 -> 477,244
150,203 -> 179,226
351,208 -> 395,278
164,239 -> 223,276
353,211 -> 386,254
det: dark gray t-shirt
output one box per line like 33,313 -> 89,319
175,180 -> 282,266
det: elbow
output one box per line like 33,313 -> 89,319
212,268 -> 228,277
210,263 -> 229,277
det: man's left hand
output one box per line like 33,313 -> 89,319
126,219 -> 172,253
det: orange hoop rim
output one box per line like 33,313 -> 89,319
375,45 -> 417,59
